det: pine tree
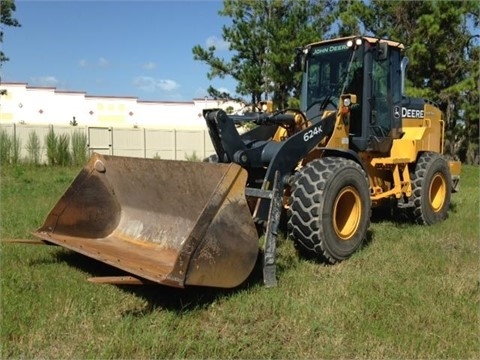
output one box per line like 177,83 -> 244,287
192,0 -> 335,109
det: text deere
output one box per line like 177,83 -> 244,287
402,107 -> 424,119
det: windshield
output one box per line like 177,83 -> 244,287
303,42 -> 363,112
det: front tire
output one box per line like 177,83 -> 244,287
288,158 -> 371,263
411,152 -> 452,225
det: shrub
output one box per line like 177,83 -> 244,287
71,130 -> 88,166
11,133 -> 21,165
26,131 -> 42,165
0,129 -> 12,165
184,151 -> 200,162
45,126 -> 57,165
56,133 -> 71,166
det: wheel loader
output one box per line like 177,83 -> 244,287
30,36 -> 461,288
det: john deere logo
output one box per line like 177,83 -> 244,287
394,106 -> 401,118
312,44 -> 348,55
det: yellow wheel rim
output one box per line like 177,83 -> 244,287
333,186 -> 362,240
429,173 -> 446,212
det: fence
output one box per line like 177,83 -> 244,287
0,123 -> 216,163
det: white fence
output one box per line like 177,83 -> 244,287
0,123 -> 216,163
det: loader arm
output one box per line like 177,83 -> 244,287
204,109 -> 336,221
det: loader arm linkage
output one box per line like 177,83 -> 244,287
203,108 -> 336,286
203,109 -> 336,222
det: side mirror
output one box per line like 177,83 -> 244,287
376,42 -> 388,61
292,47 -> 305,72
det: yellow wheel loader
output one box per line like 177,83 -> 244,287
31,36 -> 461,288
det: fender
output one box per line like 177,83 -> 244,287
320,148 -> 368,173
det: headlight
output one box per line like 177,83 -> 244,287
347,38 -> 362,48
343,97 -> 352,107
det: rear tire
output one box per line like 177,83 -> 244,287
288,158 -> 371,263
411,152 -> 451,225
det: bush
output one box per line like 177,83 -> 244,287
26,131 -> 42,165
11,133 -> 21,165
71,130 -> 88,166
56,133 -> 70,166
0,129 -> 12,165
184,151 -> 200,162
0,129 -> 21,165
45,126 -> 57,165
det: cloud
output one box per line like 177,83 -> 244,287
98,57 -> 109,67
157,79 -> 179,91
133,76 -> 179,92
194,87 -> 208,98
142,61 -> 157,70
217,87 -> 230,94
206,36 -> 229,51
30,76 -> 59,87
78,57 -> 109,68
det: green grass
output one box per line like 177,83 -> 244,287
1,164 -> 479,359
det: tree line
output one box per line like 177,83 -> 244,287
193,0 -> 479,164
1,0 -> 478,163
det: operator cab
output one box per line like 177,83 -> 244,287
298,36 -> 405,153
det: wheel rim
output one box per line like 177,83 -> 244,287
333,186 -> 362,240
429,173 -> 447,212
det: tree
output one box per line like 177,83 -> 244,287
1,0 -> 20,64
338,0 -> 479,163
193,0 -> 335,109
333,0 -> 368,36
195,0 -> 479,162
1,0 -> 21,95
264,0 -> 336,108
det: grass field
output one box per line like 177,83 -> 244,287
1,163 -> 479,359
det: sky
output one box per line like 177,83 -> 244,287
1,0 -> 237,101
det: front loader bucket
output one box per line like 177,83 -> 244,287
34,153 -> 259,288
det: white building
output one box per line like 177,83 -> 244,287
0,82 -> 245,130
